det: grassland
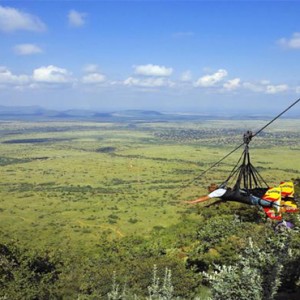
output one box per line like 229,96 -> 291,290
0,118 -> 300,257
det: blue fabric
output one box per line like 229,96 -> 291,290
250,195 -> 273,207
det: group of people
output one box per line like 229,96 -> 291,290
185,181 -> 298,222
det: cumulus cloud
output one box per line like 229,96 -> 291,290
82,73 -> 106,84
81,64 -> 106,84
33,65 -> 72,83
134,64 -> 173,77
13,44 -> 43,55
265,84 -> 289,94
68,9 -> 87,27
194,69 -> 228,87
278,32 -> 300,49
0,66 -> 30,85
243,81 -> 289,94
124,76 -> 174,88
223,78 -> 241,91
0,5 -> 46,32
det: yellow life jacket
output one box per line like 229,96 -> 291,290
262,186 -> 281,202
263,184 -> 298,216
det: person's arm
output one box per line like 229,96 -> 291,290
183,188 -> 226,205
184,195 -> 210,204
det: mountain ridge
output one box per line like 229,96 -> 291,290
0,105 -> 299,121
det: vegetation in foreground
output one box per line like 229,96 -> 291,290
0,119 -> 300,299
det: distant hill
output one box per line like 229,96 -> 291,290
0,106 -> 165,121
0,105 -> 50,116
0,105 -> 299,122
112,110 -> 162,117
0,106 -> 99,120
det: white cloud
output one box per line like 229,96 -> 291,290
33,65 -> 72,83
243,81 -> 289,94
194,69 -> 228,87
0,63 -> 296,97
124,76 -> 174,88
278,32 -> 300,49
68,9 -> 86,27
13,44 -> 43,55
82,73 -> 106,84
134,64 -> 173,77
243,82 -> 265,93
0,5 -> 46,32
180,70 -> 192,82
0,66 -> 30,85
265,84 -> 289,94
82,65 -> 106,84
223,78 -> 241,91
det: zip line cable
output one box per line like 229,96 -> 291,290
174,97 -> 300,195
174,142 -> 244,194
253,97 -> 300,138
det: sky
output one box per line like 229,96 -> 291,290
0,0 -> 300,114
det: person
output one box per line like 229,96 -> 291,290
185,182 -> 298,220
185,183 -> 277,207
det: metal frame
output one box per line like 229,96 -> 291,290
223,131 -> 269,192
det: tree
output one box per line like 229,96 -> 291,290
203,229 -> 294,300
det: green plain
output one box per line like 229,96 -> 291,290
0,119 -> 299,256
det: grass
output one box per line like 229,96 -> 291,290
0,119 -> 299,256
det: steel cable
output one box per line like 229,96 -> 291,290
175,97 -> 300,194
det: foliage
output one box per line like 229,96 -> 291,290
0,242 -> 61,300
107,271 -> 127,300
186,208 -> 264,272
0,120 -> 300,298
204,263 -> 262,300
203,228 -> 299,300
147,265 -> 174,300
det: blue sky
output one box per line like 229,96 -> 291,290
1,0 -> 300,114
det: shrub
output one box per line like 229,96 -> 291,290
203,230 -> 294,300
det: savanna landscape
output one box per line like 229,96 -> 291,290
1,113 -> 300,299
1,0 -> 300,299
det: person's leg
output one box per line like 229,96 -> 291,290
250,195 -> 273,207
